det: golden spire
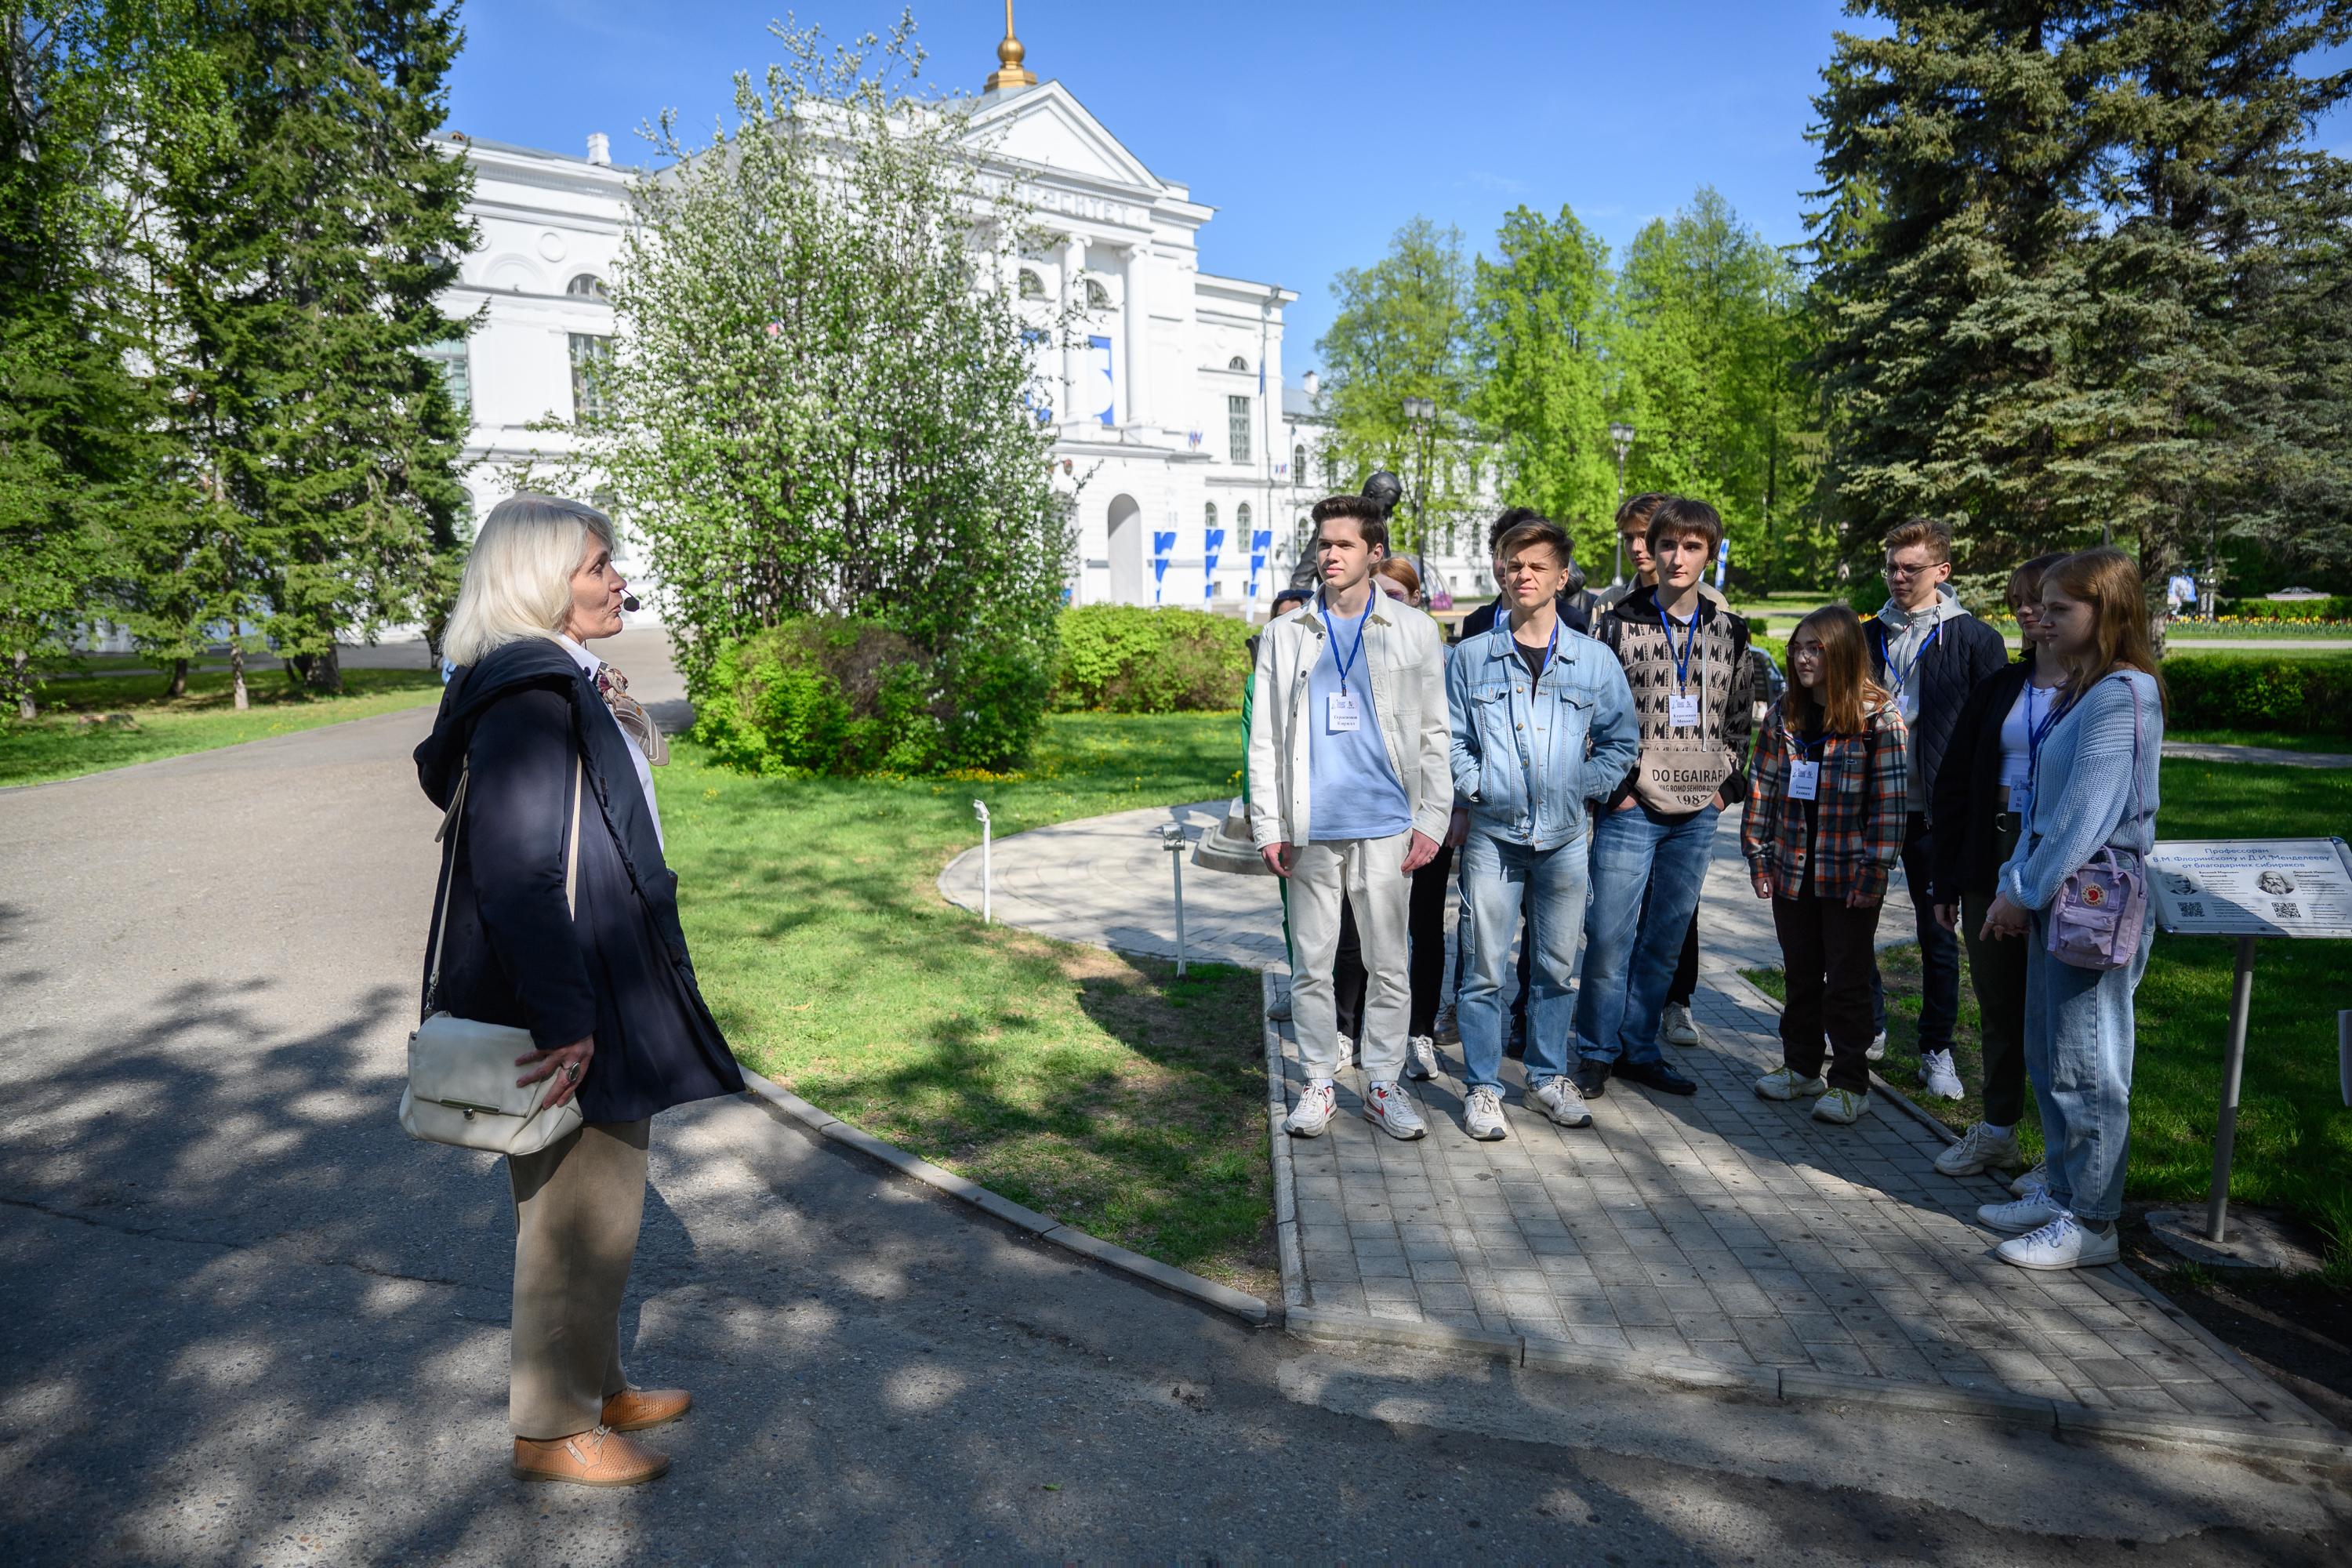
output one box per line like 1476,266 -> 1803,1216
984,0 -> 1037,90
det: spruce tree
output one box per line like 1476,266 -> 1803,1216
164,0 -> 474,693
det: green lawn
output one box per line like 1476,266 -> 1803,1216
2165,728 -> 2352,754
659,712 -> 1273,1293
2,667 -> 447,788
1747,759 -> 2352,1279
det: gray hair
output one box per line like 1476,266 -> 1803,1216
441,493 -> 617,666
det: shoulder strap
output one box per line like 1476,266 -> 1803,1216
424,753 -> 583,1011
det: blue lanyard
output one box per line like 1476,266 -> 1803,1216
1518,615 -> 1562,681
1877,622 -> 1941,698
1324,592 -> 1373,695
2023,683 -> 2072,803
1785,725 -> 1825,763
1660,608 -> 1699,692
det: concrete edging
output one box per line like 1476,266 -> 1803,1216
1266,969 -> 2350,1472
735,1068 -> 1272,1327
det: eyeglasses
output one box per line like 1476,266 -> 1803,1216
1883,560 -> 1938,579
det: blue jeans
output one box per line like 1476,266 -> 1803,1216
1456,830 -> 1589,1093
2024,911 -> 2150,1223
1574,803 -> 1721,1066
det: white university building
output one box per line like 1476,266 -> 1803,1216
429,27 -> 1501,620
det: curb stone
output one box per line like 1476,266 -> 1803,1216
736,1068 -> 1272,1327
1269,971 -> 2351,1473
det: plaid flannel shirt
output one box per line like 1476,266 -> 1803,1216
1740,699 -> 1909,901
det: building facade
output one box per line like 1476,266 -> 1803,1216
431,38 -> 1339,618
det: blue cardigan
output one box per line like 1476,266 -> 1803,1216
1997,669 -> 2163,913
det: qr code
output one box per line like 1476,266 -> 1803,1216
2273,901 -> 2302,920
2179,901 -> 2205,918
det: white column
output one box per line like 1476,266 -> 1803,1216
1060,234 -> 1087,425
1122,241 -> 1152,428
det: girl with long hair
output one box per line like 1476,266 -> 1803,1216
1975,548 -> 2165,1272
1742,606 -> 1910,1123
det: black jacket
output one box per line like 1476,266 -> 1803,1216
414,637 -> 742,1123
1862,608 -> 2009,803
1459,590 -> 1592,641
1926,655 -> 2044,904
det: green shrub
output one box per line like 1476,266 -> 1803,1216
2163,655 -> 2352,736
693,617 -> 948,777
2216,595 -> 2352,622
1050,605 -> 1252,714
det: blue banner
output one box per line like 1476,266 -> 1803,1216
1247,528 -> 1273,597
1152,529 -> 1175,604
1203,528 -> 1225,601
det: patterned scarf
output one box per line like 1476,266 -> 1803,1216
594,662 -> 669,767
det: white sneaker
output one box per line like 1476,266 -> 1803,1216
1661,1002 -> 1701,1047
2010,1160 -> 2050,1200
1866,1030 -> 1887,1062
1918,1048 -> 1963,1100
1997,1213 -> 2120,1272
1463,1086 -> 1508,1141
1978,1192 -> 2064,1235
1530,1077 -> 1593,1128
1934,1122 -> 2020,1178
1283,1081 -> 1337,1138
1363,1080 -> 1427,1140
1405,1035 -> 1439,1080
1755,1066 -> 1828,1101
1812,1087 -> 1870,1124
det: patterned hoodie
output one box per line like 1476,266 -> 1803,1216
1592,583 -> 1758,814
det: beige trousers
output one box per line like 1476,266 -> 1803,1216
1286,833 -> 1414,1083
507,1118 -> 651,1439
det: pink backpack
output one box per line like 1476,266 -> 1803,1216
2045,681 -> 2150,971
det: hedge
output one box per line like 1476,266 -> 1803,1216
692,617 -> 950,777
1050,604 -> 1251,713
2163,655 -> 2352,737
2212,596 -> 2352,623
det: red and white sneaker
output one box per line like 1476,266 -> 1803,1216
1363,1080 -> 1428,1140
1283,1080 -> 1338,1138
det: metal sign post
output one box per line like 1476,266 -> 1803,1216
972,800 -> 993,925
1160,823 -> 1190,976
2145,838 -> 2352,1262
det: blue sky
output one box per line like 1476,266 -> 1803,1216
445,2 -> 2350,379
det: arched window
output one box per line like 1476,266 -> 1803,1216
1228,355 -> 1249,372
1323,447 -> 1342,488
1236,503 -> 1252,532
1084,278 -> 1110,308
1204,502 -> 1218,531
1292,444 -> 1306,485
565,273 -> 608,300
1018,269 -> 1045,299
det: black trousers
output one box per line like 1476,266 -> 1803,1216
1336,842 -> 1453,1040
1773,890 -> 1885,1094
1871,811 -> 1961,1052
1959,813 -> 2029,1126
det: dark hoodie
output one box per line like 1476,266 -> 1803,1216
414,637 -> 742,1123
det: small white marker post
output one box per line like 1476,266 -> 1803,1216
1160,822 -> 1189,976
972,800 -> 992,925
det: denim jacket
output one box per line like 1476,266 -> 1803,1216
1447,620 -> 1640,851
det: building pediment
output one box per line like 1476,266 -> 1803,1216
971,82 -> 1167,201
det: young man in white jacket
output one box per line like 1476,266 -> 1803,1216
1248,495 -> 1454,1140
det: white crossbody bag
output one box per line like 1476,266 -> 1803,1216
398,757 -> 588,1156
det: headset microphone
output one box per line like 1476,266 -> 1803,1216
622,594 -> 641,612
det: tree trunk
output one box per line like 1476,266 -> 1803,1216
162,657 -> 189,699
231,644 -> 249,711
12,651 -> 31,722
290,646 -> 344,695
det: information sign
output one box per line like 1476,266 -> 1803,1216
2147,837 -> 2352,938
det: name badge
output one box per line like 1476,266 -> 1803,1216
1327,690 -> 1363,733
1669,693 -> 1700,728
1788,759 -> 1820,801
2007,784 -> 2030,825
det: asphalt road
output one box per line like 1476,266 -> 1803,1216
2,702 -> 2347,1565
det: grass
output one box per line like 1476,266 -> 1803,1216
2,667 -> 447,788
1743,758 -> 2352,1279
658,712 -> 1276,1293
2165,728 -> 2352,754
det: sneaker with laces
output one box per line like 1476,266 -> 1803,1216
1866,1030 -> 1887,1062
1755,1066 -> 1828,1101
1918,1048 -> 1963,1099
2010,1160 -> 2050,1200
1463,1086 -> 1508,1141
1812,1087 -> 1870,1123
1933,1122 -> 2020,1178
1363,1080 -> 1427,1140
1283,1081 -> 1338,1138
1661,1002 -> 1701,1047
1997,1212 -> 2118,1271
1530,1077 -> 1593,1128
1405,1035 -> 1439,1080
1977,1192 -> 2063,1235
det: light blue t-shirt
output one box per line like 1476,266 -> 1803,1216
1306,599 -> 1412,842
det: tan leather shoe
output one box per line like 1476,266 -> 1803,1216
510,1426 -> 670,1487
601,1387 -> 691,1432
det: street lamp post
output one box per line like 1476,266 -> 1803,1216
1403,395 -> 1437,556
1608,421 -> 1636,585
